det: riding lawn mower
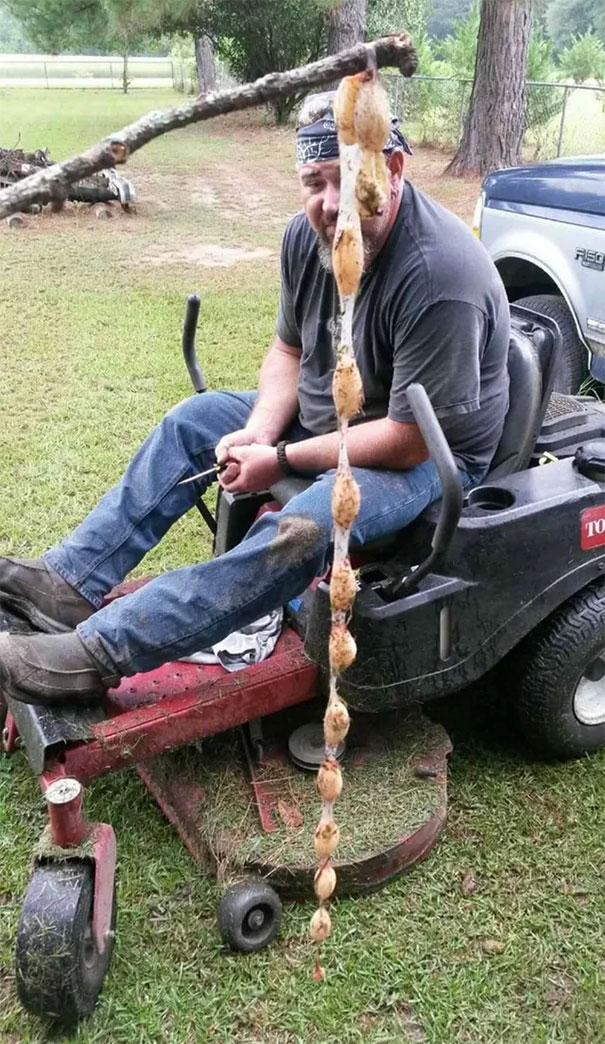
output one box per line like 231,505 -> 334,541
1,297 -> 604,1021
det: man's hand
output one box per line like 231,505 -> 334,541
219,445 -> 282,494
215,427 -> 274,465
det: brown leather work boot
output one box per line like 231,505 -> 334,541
0,557 -> 94,634
0,631 -> 120,705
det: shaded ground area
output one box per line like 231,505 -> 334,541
2,105 -> 481,271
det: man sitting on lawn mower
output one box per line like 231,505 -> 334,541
0,96 -> 511,705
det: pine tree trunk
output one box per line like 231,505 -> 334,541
122,51 -> 129,95
446,0 -> 532,177
327,0 -> 368,54
195,34 -> 216,94
325,0 -> 368,89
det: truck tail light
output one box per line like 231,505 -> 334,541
472,192 -> 484,238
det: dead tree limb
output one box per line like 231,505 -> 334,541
0,34 -> 416,220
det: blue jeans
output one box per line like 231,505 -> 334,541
45,391 -> 476,677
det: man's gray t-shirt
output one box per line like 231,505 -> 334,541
276,180 -> 510,479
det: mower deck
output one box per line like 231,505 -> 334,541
137,706 -> 451,899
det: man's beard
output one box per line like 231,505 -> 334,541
316,227 -> 377,274
317,233 -> 333,272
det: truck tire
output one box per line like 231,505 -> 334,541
514,293 -> 588,393
513,579 -> 605,760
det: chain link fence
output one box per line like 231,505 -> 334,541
2,56 -> 604,158
383,73 -> 605,161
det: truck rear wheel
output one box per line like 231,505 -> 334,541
513,579 -> 605,759
515,294 -> 588,393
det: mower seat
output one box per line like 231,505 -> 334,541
485,326 -> 542,479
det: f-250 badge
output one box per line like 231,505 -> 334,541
575,248 -> 605,271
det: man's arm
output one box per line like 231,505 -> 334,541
216,336 -> 302,486
245,337 -> 302,442
215,336 -> 301,472
220,416 -> 428,495
287,416 -> 428,473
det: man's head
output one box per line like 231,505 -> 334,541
296,91 -> 411,271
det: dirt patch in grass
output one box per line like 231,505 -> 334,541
1,118 -> 480,274
406,144 -> 482,224
355,1000 -> 428,1042
135,166 -> 298,223
545,970 -> 577,1009
138,243 -> 274,267
204,112 -> 481,224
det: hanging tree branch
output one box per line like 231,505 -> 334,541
0,33 -> 417,220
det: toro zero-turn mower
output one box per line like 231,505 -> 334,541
1,297 -> 604,1021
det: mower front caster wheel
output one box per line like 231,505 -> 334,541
16,861 -> 116,1021
515,579 -> 605,759
218,880 -> 282,953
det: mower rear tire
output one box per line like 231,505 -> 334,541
16,861 -> 116,1021
218,880 -> 282,953
514,294 -> 588,393
514,579 -> 605,759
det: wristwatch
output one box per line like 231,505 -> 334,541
276,440 -> 296,477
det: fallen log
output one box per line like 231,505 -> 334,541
0,33 -> 417,220
0,147 -> 135,210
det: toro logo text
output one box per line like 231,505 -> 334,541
581,504 -> 605,551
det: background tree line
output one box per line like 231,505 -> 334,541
1,0 -> 604,174
2,0 -> 604,92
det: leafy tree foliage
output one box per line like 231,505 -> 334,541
218,0 -> 330,121
437,0 -> 480,76
5,0 -> 111,53
105,0 -> 158,90
437,0 -> 555,80
160,0 -> 333,122
559,30 -> 605,80
366,0 -> 429,42
0,3 -> 35,51
426,0 -> 472,39
526,29 -> 555,80
531,0 -> 553,34
547,0 -> 605,51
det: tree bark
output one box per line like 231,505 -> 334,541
325,0 -> 368,89
195,34 -> 216,94
446,0 -> 532,177
122,51 -> 129,95
327,0 -> 368,54
0,33 -> 417,219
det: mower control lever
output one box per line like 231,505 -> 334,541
383,382 -> 463,600
181,294 -> 218,536
182,293 -> 207,393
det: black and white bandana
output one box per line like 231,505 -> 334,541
296,96 -> 413,166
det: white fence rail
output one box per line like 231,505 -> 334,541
0,53 -> 175,89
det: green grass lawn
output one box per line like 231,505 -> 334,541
1,90 -> 604,1044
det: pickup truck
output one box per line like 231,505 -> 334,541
474,156 -> 605,393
